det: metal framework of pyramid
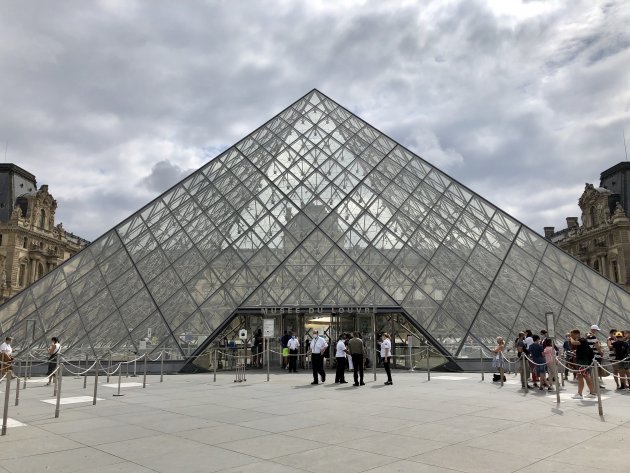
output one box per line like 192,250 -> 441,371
1,89 -> 629,364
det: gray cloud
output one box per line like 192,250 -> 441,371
0,0 -> 629,241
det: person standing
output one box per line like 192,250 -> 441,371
46,337 -> 61,385
309,330 -> 327,385
280,331 -> 290,369
587,325 -> 604,388
334,334 -> 348,384
381,332 -> 393,385
569,329 -> 596,399
491,336 -> 505,382
0,336 -> 14,376
347,332 -> 366,386
287,333 -> 299,373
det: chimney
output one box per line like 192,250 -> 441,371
544,227 -> 555,239
566,217 -> 579,228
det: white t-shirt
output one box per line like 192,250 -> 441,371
287,338 -> 299,350
310,336 -> 327,354
0,342 -> 12,356
380,338 -> 391,358
336,340 -> 347,358
524,336 -> 534,348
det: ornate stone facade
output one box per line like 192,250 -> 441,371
546,179 -> 630,291
0,164 -> 88,303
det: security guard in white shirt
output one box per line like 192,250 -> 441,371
309,330 -> 328,384
287,334 -> 300,373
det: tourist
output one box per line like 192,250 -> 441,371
491,336 -> 505,382
543,338 -> 556,390
587,324 -> 604,388
0,336 -> 14,376
515,332 -> 532,389
381,332 -> 393,385
334,334 -> 348,384
46,336 -> 61,385
562,332 -> 574,380
287,333 -> 299,373
309,330 -> 327,385
280,330 -> 290,369
569,329 -> 596,399
529,335 -> 548,391
348,332 -> 366,386
610,331 -> 629,390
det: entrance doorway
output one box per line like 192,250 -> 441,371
190,309 -> 447,372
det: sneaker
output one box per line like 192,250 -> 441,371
548,387 -> 553,391
340,381 -> 348,384
353,383 -> 359,386
359,382 -> 365,386
310,381 -> 318,385
533,383 -> 539,387
586,393 -> 597,399
571,393 -> 583,399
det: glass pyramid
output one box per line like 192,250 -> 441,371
1,89 -> 628,365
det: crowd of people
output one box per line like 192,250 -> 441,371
492,324 -> 630,399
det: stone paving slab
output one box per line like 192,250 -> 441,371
1,371 -> 630,472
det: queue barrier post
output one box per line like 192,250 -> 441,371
266,338 -> 270,382
113,364 -> 124,397
53,355 -> 60,397
160,351 -> 164,383
592,360 -> 603,416
83,354 -> 88,389
426,347 -> 431,381
54,364 -> 63,418
125,353 -> 129,378
142,353 -> 147,389
22,359 -> 27,390
93,362 -> 99,405
2,371 -> 12,436
553,360 -> 561,404
213,349 -> 217,383
14,371 -> 20,407
521,355 -> 528,392
107,352 -> 112,383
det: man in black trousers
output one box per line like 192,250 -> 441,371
347,332 -> 365,386
309,330 -> 328,385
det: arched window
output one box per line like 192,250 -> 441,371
40,209 -> 46,229
590,206 -> 598,226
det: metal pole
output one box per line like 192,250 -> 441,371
426,347 -> 431,381
160,351 -> 164,383
142,354 -> 147,388
132,358 -> 137,378
83,353 -> 88,389
592,360 -> 603,416
14,371 -> 20,406
107,352 -> 112,383
125,353 -> 129,378
113,364 -> 124,397
93,363 -> 99,405
54,364 -> 63,418
22,359 -> 27,390
521,355 -> 528,392
213,349 -> 217,383
2,371 -> 12,436
554,360 -> 561,404
372,312 -> 376,381
53,354 -> 60,397
266,337 -> 270,382
480,347 -> 484,381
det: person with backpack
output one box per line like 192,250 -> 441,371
569,329 -> 596,399
611,331 -> 629,390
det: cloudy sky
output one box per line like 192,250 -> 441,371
1,0 -> 629,241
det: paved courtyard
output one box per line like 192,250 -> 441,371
1,369 -> 629,473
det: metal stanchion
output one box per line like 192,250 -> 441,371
2,371 -> 12,436
554,361 -> 561,404
372,312 -> 376,381
266,338 -> 270,382
74,352 -> 82,379
426,347 -> 431,381
54,364 -> 63,418
53,355 -> 60,397
22,359 -> 27,390
14,372 -> 20,406
160,351 -> 164,383
83,354 -> 88,389
213,349 -> 217,383
499,364 -> 504,387
142,354 -> 147,388
132,358 -> 137,378
107,352 -> 112,383
93,364 -> 99,405
592,360 -> 603,416
480,347 -> 484,381
521,356 -> 528,392
125,353 -> 129,378
113,364 -> 124,397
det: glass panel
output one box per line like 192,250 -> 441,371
532,263 -> 570,303
430,245 -> 465,281
495,264 -> 530,303
108,268 -> 144,306
417,265 -> 452,303
455,265 -> 491,303
468,244 -> 502,280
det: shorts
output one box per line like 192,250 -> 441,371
535,364 -> 546,375
282,348 -> 289,357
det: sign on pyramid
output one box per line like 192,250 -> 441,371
1,89 -> 628,369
